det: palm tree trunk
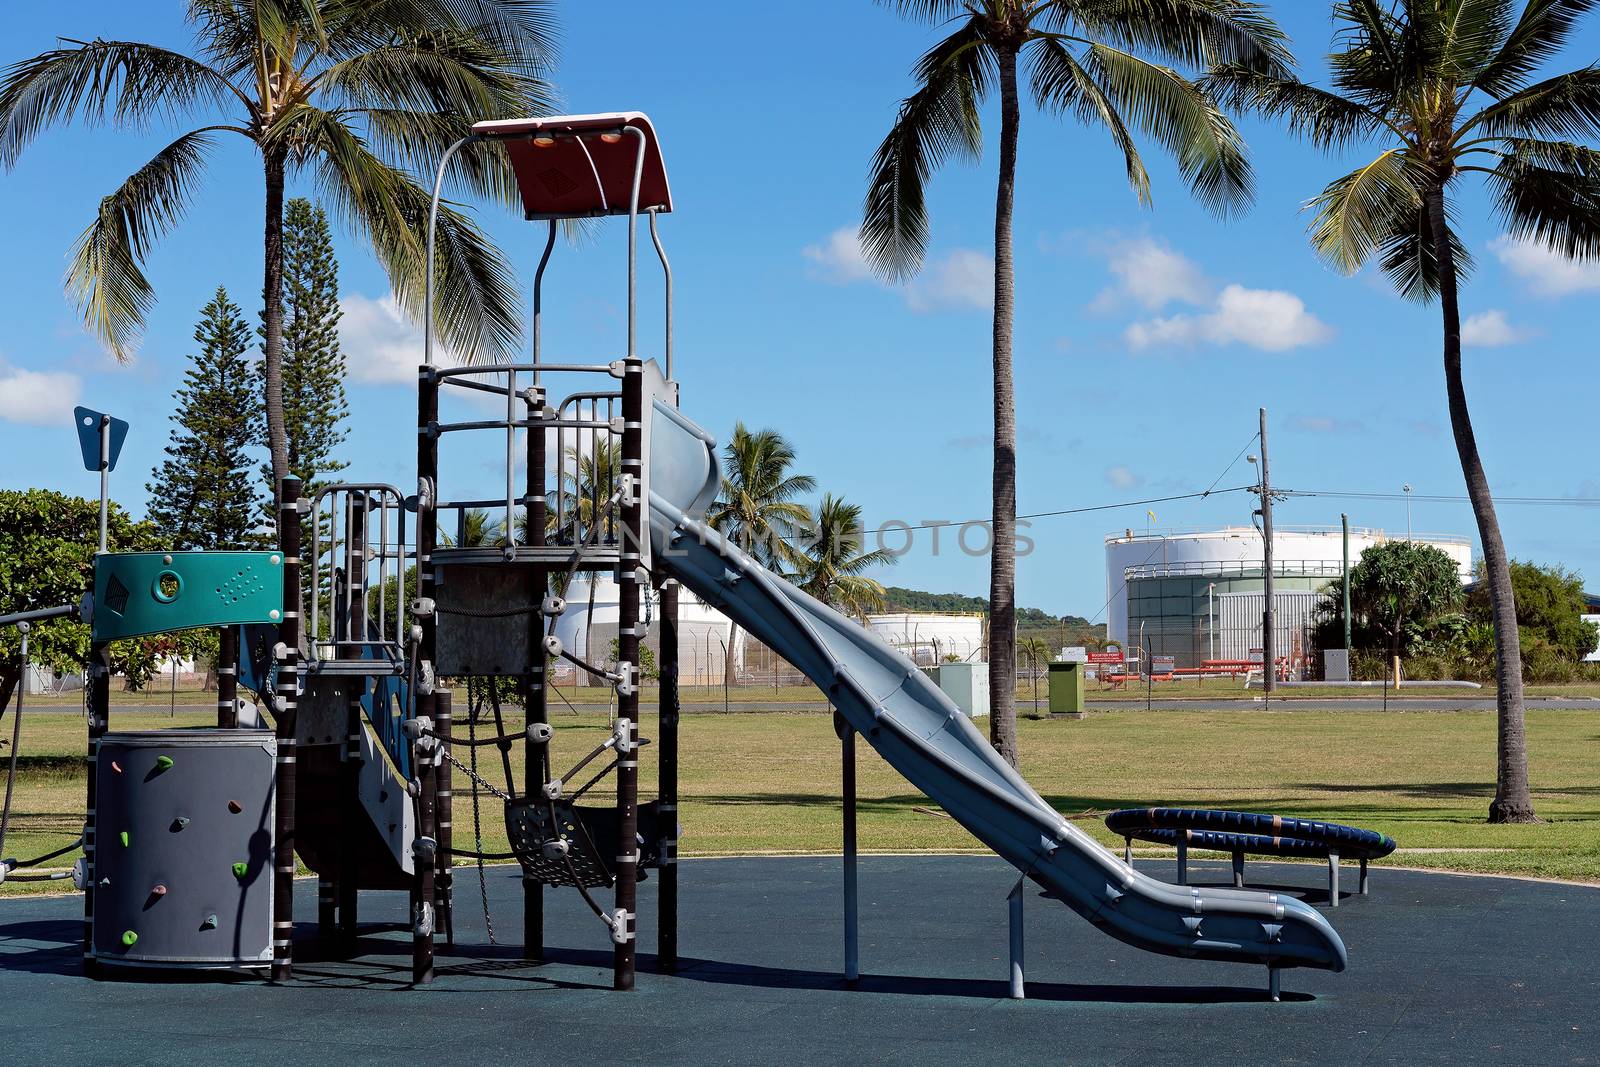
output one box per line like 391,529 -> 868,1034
1424,185 -> 1536,823
262,149 -> 290,502
988,42 -> 1021,769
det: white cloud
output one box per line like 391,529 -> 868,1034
1460,309 -> 1532,347
1290,415 -> 1364,434
1125,284 -> 1333,352
802,227 -> 991,313
1090,236 -> 1211,312
339,293 -> 429,384
1104,464 -> 1143,490
1490,234 -> 1600,297
906,248 -> 993,312
802,227 -> 876,285
0,365 -> 81,425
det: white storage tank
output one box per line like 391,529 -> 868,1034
867,612 -> 985,666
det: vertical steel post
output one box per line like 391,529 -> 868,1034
658,576 -> 680,973
1259,408 -> 1276,695
614,356 -> 644,991
412,690 -> 437,984
97,415 -> 110,555
1008,877 -> 1025,1000
82,631 -> 111,974
415,366 -> 439,984
435,688 -> 454,947
525,385 -> 547,962
272,476 -> 303,982
338,495 -> 367,950
217,625 -> 238,728
1341,513 -> 1353,653
843,723 -> 859,985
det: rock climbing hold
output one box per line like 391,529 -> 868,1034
121,930 -> 138,947
202,914 -> 218,930
155,755 -> 174,771
98,877 -> 111,887
119,831 -> 129,847
151,884 -> 167,897
111,761 -> 122,774
172,816 -> 190,830
227,800 -> 243,814
232,861 -> 248,878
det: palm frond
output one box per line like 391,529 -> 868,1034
1329,0 -> 1407,105
302,106 -> 522,362
66,129 -> 219,358
0,40 -> 238,167
1306,148 -> 1428,275
1470,65 -> 1600,140
873,0 -> 973,24
861,15 -> 987,282
317,31 -> 532,115
1057,0 -> 1294,77
1476,0 -> 1600,95
1486,136 -> 1600,261
1028,36 -> 1151,207
1206,64 -> 1387,149
1417,0 -> 1515,85
1079,42 -> 1253,215
1374,193 -> 1475,301
357,108 -> 525,211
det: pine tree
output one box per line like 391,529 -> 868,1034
146,288 -> 262,549
260,198 -> 348,510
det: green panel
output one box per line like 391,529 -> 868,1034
93,552 -> 283,642
1048,662 -> 1085,715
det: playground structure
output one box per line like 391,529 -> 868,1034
0,111 -> 1354,1000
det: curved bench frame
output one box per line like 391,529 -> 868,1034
1105,809 -> 1397,907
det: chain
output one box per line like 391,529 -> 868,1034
445,746 -> 513,803
465,686 -> 498,946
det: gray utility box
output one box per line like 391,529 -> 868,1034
92,730 -> 275,969
919,661 -> 990,719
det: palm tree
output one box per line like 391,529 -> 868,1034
863,0 -> 1289,767
1019,635 -> 1052,714
707,424 -> 817,684
797,494 -> 895,620
440,507 -> 503,548
0,1 -> 556,499
707,424 -> 817,573
1211,0 -> 1600,823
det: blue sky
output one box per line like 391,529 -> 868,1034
2,2 -> 1597,619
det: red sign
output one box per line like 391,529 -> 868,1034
1087,651 -> 1125,664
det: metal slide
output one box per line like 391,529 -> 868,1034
644,377 -> 1348,977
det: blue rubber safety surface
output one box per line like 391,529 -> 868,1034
0,854 -> 1595,1066
1106,808 -> 1399,860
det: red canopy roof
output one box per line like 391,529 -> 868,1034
470,112 -> 672,221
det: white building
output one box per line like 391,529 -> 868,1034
1105,525 -> 1473,667
556,575 -> 742,685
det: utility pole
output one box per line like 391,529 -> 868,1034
1258,408 -> 1275,696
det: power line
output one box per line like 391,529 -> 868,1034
1281,489 -> 1600,508
854,486 -> 1254,540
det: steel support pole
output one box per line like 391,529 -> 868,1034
338,495 -> 366,950
435,689 -> 454,947
843,723 -> 859,985
614,357 -> 644,991
525,386 -> 547,963
272,476 -> 302,982
1008,877 -> 1025,1000
1359,857 -> 1369,895
217,625 -> 238,728
412,690 -> 437,984
1177,840 -> 1188,885
1327,851 -> 1340,907
1259,408 -> 1276,695
97,415 -> 110,555
658,576 -> 680,974
82,635 -> 110,975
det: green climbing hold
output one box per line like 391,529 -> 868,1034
202,914 -> 218,929
119,831 -> 129,847
232,862 -> 248,878
155,755 -> 174,771
121,930 -> 138,947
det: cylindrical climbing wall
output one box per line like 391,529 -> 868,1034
90,729 -> 276,968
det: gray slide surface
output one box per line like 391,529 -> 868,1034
645,377 -> 1346,974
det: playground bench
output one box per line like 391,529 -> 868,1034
1105,808 -> 1398,907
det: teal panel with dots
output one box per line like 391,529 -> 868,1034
92,552 -> 284,641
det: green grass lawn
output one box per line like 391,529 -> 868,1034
4,705 -> 1597,895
